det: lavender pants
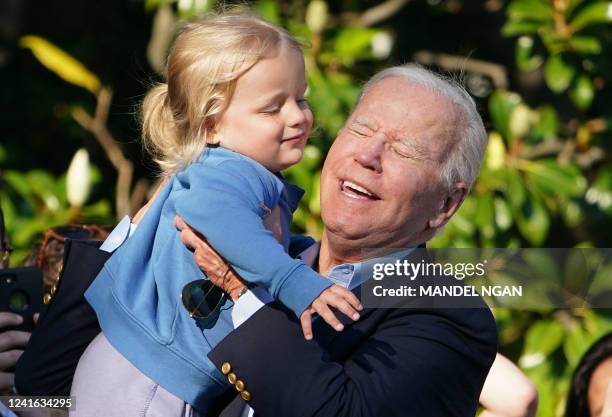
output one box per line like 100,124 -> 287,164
70,333 -> 201,417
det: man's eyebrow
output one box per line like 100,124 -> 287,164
351,116 -> 378,130
395,136 -> 434,160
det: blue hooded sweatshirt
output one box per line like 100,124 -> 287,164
85,146 -> 331,412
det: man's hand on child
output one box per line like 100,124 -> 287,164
175,215 -> 247,301
300,286 -> 363,340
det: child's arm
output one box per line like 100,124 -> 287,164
176,214 -> 362,336
174,158 -> 340,316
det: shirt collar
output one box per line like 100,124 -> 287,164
274,172 -> 305,214
297,242 -> 417,290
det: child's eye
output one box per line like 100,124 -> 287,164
261,107 -> 280,114
297,98 -> 309,108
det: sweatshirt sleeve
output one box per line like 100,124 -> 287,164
174,158 -> 331,315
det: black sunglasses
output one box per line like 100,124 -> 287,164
181,279 -> 226,318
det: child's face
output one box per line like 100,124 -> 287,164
213,45 -> 313,172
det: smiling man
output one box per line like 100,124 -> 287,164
177,64 -> 498,417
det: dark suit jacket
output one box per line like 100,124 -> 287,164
15,239 -> 110,396
207,251 -> 498,417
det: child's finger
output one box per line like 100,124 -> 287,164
331,286 -> 363,311
313,301 -> 344,332
331,298 -> 360,321
300,309 -> 313,340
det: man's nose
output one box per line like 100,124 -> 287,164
354,136 -> 383,173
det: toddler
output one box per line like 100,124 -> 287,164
83,13 -> 361,415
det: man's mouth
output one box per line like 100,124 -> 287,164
340,180 -> 380,200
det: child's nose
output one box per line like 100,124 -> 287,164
286,100 -> 309,127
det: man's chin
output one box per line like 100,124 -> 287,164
323,217 -> 371,242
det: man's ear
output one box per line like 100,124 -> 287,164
428,181 -> 468,229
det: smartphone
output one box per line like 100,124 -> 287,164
0,267 -> 43,332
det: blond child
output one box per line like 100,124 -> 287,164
78,13 -> 361,415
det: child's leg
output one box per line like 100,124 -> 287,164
70,333 -> 201,417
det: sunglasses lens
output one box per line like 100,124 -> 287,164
181,279 -> 225,318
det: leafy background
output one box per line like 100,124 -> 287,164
1,0 -> 611,415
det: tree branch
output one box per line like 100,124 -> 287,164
413,51 -> 509,89
72,87 -> 137,218
342,0 -> 412,27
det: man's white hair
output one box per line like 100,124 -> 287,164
355,64 -> 488,191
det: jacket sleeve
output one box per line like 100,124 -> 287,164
208,303 -> 498,417
174,159 -> 331,316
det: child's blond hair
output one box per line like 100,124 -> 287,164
141,13 -> 302,174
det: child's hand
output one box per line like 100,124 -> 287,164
299,285 -> 363,340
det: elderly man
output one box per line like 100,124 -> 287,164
177,64 -> 498,417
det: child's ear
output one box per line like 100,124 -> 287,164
203,116 -> 220,145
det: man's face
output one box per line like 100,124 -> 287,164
320,77 -> 463,249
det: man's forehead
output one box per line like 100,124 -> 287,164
350,84 -> 460,159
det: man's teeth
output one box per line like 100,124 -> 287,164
343,181 -> 373,197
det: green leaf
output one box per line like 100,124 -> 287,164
569,75 -> 595,110
522,249 -> 562,283
515,196 -> 550,245
520,319 -> 564,368
309,171 -> 321,215
561,200 -> 583,227
327,72 -> 360,109
502,20 -> 541,37
284,163 -> 314,199
505,169 -> 527,209
494,197 -> 513,230
0,195 -> 17,234
255,0 -> 281,24
568,35 -> 602,54
176,0 -> 212,18
570,2 -> 612,32
3,170 -> 33,200
79,199 -> 113,221
27,170 -> 61,211
531,106 -> 560,140
448,210 -> 476,238
521,159 -> 587,198
589,263 -> 612,297
589,310 -> 612,336
19,35 -> 101,95
544,54 -> 576,93
475,193 -> 495,238
507,0 -> 554,22
333,28 -> 378,59
488,90 -> 522,140
564,325 -> 595,367
509,104 -> 534,138
562,249 -> 594,306
308,70 -> 344,136
515,36 -> 544,71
